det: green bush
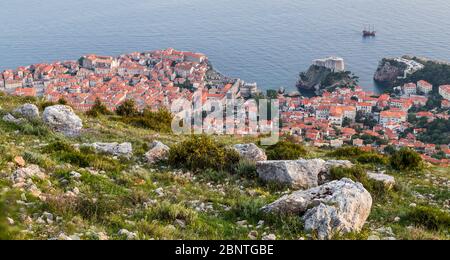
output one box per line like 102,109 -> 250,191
266,141 -> 307,160
125,108 -> 173,133
390,148 -> 423,171
328,147 -> 389,166
144,201 -> 197,224
116,99 -> 139,117
86,98 -> 111,117
235,160 -> 257,178
330,166 -> 389,200
168,135 -> 240,172
356,153 -> 389,165
405,206 -> 450,231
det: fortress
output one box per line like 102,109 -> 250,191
313,57 -> 345,72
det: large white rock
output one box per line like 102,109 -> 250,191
145,141 -> 170,164
256,159 -> 326,189
262,178 -> 372,240
234,143 -> 267,162
85,142 -> 133,158
43,105 -> 82,136
13,103 -> 40,120
367,171 -> 396,189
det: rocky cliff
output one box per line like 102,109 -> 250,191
297,65 -> 358,95
373,58 -> 408,87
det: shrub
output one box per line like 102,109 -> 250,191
266,141 -> 307,160
116,99 -> 139,117
356,153 -> 389,165
235,160 -> 257,178
42,140 -> 74,154
328,146 -> 389,166
390,148 -> 423,171
86,98 -> 111,117
23,151 -> 54,169
168,135 -> 240,172
330,166 -> 389,200
125,108 -> 173,133
145,201 -> 197,224
405,206 -> 450,230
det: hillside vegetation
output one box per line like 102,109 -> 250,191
0,95 -> 448,240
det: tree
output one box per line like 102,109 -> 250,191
116,99 -> 138,117
342,117 -> 353,127
86,98 -> 111,117
390,148 -> 423,171
266,89 -> 278,99
384,145 -> 397,155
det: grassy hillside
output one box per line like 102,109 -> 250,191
0,95 -> 448,240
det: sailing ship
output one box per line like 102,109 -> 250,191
363,25 -> 376,37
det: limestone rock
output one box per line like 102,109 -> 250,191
2,113 -> 26,125
367,171 -> 396,189
234,143 -> 267,162
262,178 -> 372,239
43,105 -> 82,136
85,142 -> 133,158
13,103 -> 40,120
256,159 -> 326,189
145,141 -> 170,164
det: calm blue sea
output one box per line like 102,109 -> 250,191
1,0 -> 450,93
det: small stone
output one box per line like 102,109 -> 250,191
155,188 -> 164,197
13,156 -> 26,167
70,171 -> 82,179
174,219 -> 186,229
236,220 -> 248,227
118,229 -> 137,240
58,233 -> 72,240
409,203 -> 417,208
262,234 -> 276,240
248,230 -> 258,240
6,217 -> 15,225
394,217 -> 400,222
367,235 -> 381,240
97,232 -> 109,240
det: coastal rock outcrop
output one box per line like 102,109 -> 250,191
296,65 -> 357,94
43,105 -> 82,136
256,159 -> 326,189
262,178 -> 372,240
234,143 -> 267,162
13,103 -> 40,120
145,141 -> 170,164
84,142 -> 133,158
373,58 -> 407,86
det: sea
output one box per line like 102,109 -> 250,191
1,0 -> 450,93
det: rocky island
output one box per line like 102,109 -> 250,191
297,57 -> 359,95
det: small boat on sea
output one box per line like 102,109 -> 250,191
363,25 -> 376,37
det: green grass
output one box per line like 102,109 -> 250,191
0,95 -> 448,240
